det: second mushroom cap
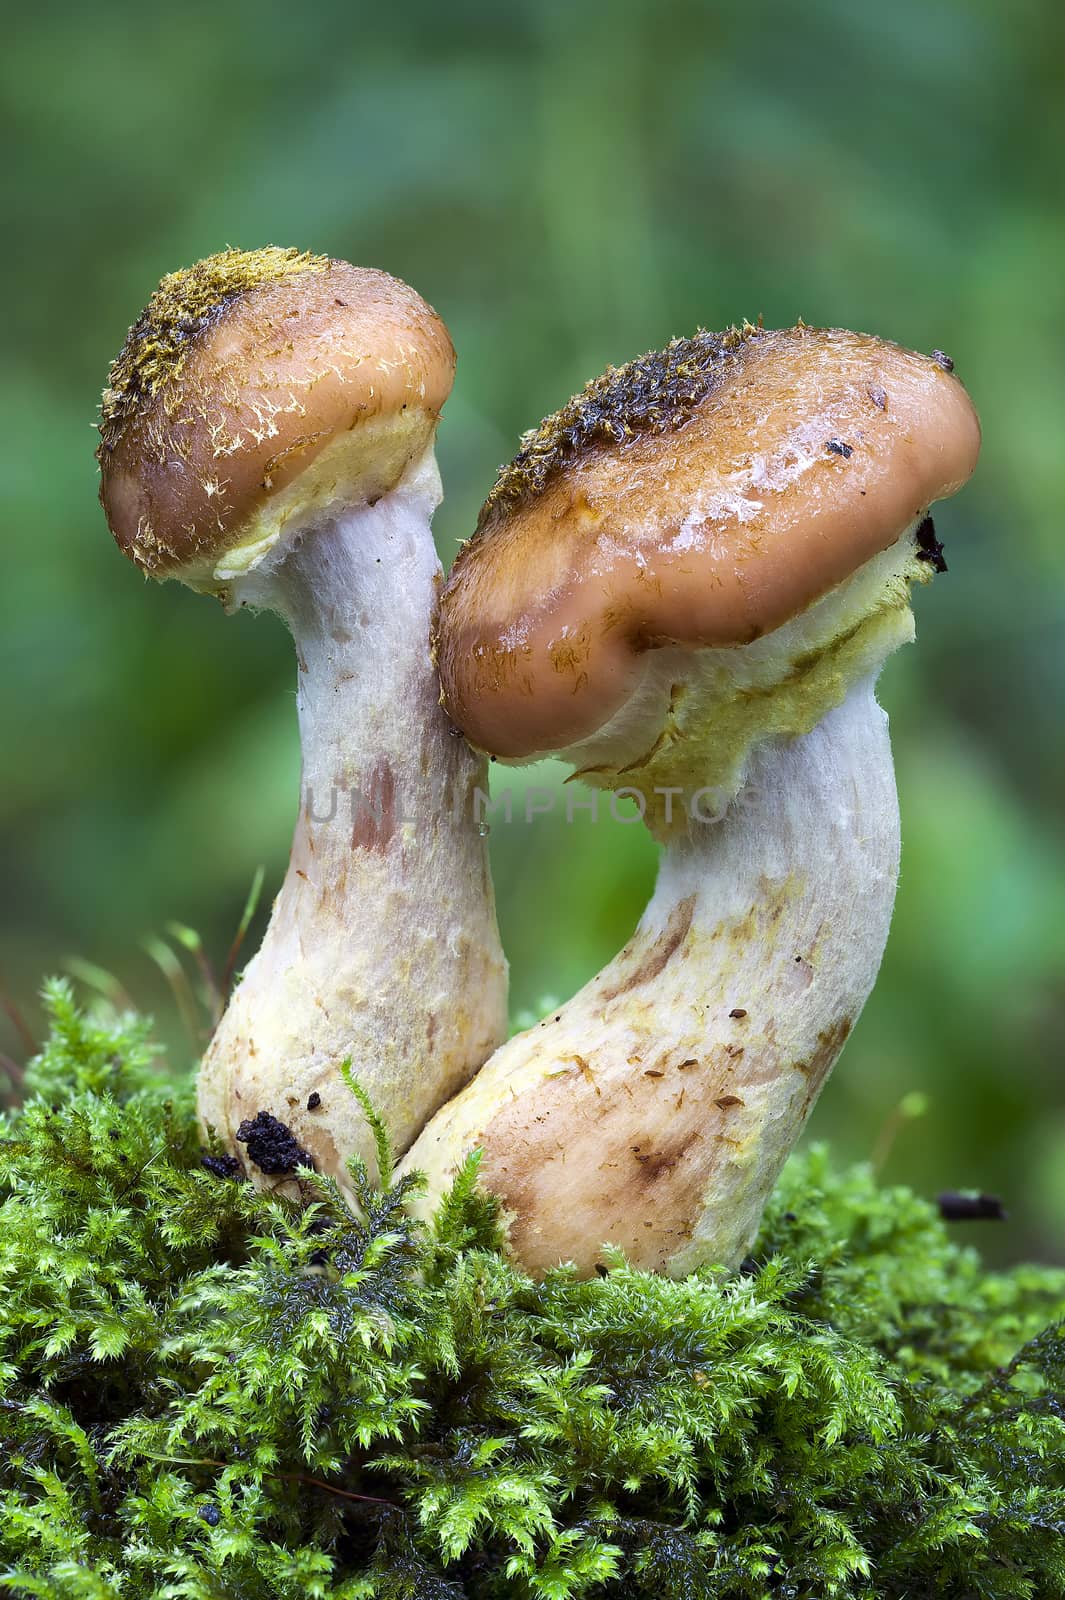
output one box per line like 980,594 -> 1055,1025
436,323 -> 980,767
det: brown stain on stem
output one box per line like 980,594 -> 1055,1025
476,874 -> 853,1277
795,1016 -> 853,1115
350,758 -> 397,853
598,894 -> 696,1001
478,1006 -> 859,1279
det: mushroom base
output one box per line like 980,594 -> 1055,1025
399,675 -> 899,1276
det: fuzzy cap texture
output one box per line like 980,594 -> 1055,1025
97,247 -> 455,581
437,324 -> 980,758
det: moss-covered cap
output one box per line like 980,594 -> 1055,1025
436,324 -> 980,759
97,247 -> 455,585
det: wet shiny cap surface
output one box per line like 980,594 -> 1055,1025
436,324 -> 980,758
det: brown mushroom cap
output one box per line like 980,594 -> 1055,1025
436,324 -> 980,759
98,247 -> 455,585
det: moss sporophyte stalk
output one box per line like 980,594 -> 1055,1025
0,985 -> 1063,1597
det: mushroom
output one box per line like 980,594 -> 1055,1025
398,322 -> 980,1275
97,247 -> 507,1187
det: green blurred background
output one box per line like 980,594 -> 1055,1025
2,0 -> 1062,1262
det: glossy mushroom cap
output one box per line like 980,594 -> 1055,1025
98,247 -> 455,590
436,324 -> 980,761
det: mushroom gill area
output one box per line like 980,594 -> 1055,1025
558,528 -> 932,834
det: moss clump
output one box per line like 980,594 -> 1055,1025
478,322 -> 764,529
2,984 -> 1064,1597
97,246 -> 329,453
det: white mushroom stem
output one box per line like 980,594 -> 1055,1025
197,449 -> 507,1187
400,674 -> 899,1275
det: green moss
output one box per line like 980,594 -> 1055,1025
478,322 -> 765,530
1,984 -> 1063,1597
97,246 -> 330,454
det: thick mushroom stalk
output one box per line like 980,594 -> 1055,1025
198,448 -> 506,1184
96,248 -> 507,1186
402,672 -> 896,1275
399,321 -> 980,1275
